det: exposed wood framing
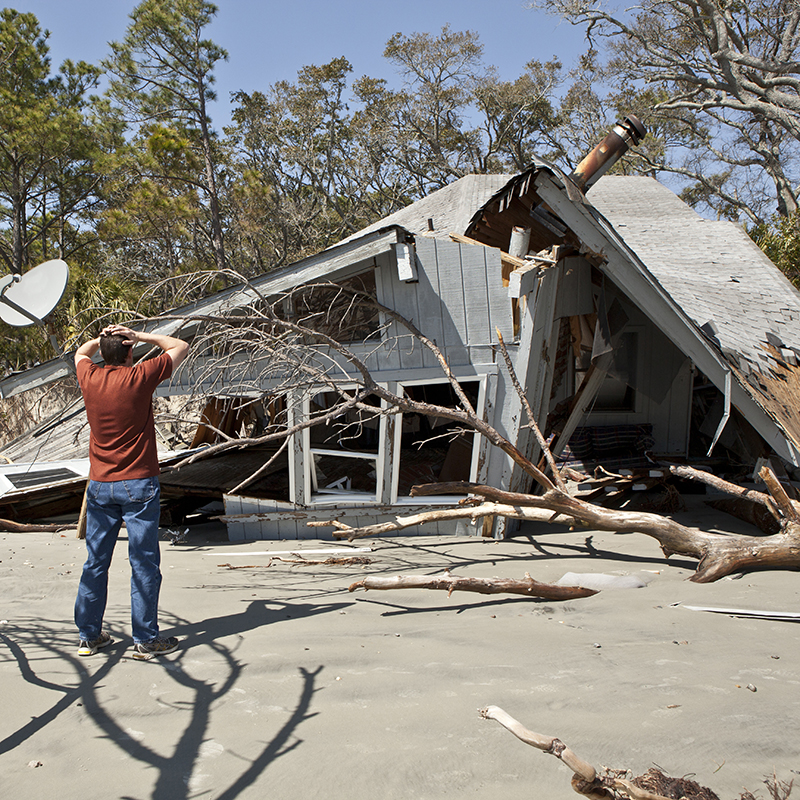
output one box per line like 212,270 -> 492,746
548,352 -> 614,459
448,232 -> 525,285
534,172 -> 800,466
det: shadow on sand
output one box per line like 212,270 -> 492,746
0,597 -> 347,799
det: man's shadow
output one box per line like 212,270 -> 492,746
1,597 -> 344,799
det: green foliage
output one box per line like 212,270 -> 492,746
225,55 -> 402,268
6,5 -> 797,358
0,9 -> 103,273
222,27 -> 571,272
97,122 -> 206,283
473,59 -> 564,171
750,213 -> 800,288
102,0 -> 228,280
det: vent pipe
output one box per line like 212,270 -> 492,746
569,115 -> 647,192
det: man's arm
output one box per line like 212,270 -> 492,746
74,337 -> 101,369
101,325 -> 190,368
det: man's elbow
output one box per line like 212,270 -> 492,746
170,340 -> 190,368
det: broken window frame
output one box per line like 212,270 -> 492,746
389,375 -> 488,505
299,385 -> 389,506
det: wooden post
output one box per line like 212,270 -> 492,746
77,480 -> 89,539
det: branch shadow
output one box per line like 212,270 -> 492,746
354,594 -> 557,616
0,597 -> 340,799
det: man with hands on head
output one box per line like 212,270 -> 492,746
73,324 -> 189,660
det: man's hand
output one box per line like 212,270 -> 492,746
100,324 -> 137,345
86,323 -> 188,369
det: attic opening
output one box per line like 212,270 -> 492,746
287,270 -> 382,343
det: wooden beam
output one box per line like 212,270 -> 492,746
508,263 -> 540,298
448,232 -> 525,271
549,352 -> 614,459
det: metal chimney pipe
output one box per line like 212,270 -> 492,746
569,115 -> 647,192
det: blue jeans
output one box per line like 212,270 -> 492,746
75,477 -> 163,644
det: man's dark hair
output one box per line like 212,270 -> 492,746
99,333 -> 132,366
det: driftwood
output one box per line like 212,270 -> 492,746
219,555 -> 372,569
0,517 -> 73,533
348,570 -> 596,600
328,474 -> 800,583
479,705 -> 720,800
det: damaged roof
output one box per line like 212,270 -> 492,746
342,174 -> 514,242
589,176 -> 800,370
588,176 -> 800,456
3,163 -> 800,467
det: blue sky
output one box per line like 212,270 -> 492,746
16,0 -> 588,127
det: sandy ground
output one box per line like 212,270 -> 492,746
1,498 -> 798,800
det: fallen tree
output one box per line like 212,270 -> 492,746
331,476 -> 800,583
322,330 -> 800,582
100,270 -> 800,584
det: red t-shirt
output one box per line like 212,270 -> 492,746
77,353 -> 174,481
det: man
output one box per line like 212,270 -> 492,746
74,323 -> 189,660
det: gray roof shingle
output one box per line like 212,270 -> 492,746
589,176 -> 800,369
340,174 -> 514,242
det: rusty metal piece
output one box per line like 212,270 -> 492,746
569,115 -> 647,191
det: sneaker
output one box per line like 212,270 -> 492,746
131,636 -> 179,661
78,631 -> 114,657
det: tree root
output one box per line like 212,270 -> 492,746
479,705 -> 720,800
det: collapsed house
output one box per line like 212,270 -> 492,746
2,122 -> 800,539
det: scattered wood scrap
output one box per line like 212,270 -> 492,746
568,467 -> 667,501
219,555 -> 373,569
0,517 -> 73,533
479,705 -> 720,800
348,570 -> 596,600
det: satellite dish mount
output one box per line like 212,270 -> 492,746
0,259 -> 70,356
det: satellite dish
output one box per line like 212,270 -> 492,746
0,259 -> 69,327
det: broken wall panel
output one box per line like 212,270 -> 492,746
221,495 -> 483,540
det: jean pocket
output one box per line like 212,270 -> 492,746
88,481 -> 101,502
122,477 -> 159,504
88,480 -> 110,504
